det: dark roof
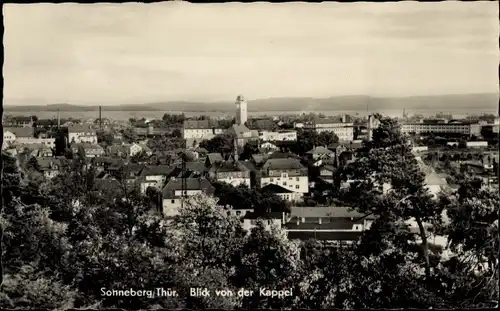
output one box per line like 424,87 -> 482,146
195,147 -> 209,153
4,127 -> 33,138
214,160 -> 249,173
273,140 -> 296,146
161,178 -> 215,199
207,153 -> 224,164
261,183 -> 294,194
68,124 -> 96,133
243,211 -> 284,220
247,119 -> 276,130
231,124 -> 251,137
71,143 -> 103,150
290,206 -> 374,219
284,217 -> 363,230
262,158 -> 304,170
140,165 -> 176,177
287,230 -> 362,242
307,146 -> 334,155
251,154 -> 268,165
181,161 -> 206,172
329,141 -> 363,150
183,120 -> 221,129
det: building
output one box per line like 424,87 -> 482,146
235,95 -> 248,125
260,158 -> 309,193
3,116 -> 33,127
229,124 -> 256,147
466,141 -> 488,148
161,178 -> 215,217
182,120 -> 224,140
401,119 -> 482,137
303,115 -> 354,141
3,127 -> 35,148
208,160 -> 251,188
68,124 -> 98,144
139,165 -> 178,194
258,130 -> 297,142
71,143 -> 105,158
284,206 -> 376,247
261,183 -> 304,202
241,212 -> 284,232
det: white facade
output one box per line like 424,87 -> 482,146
235,95 -> 248,125
217,177 -> 251,188
182,128 -> 223,140
16,137 -> 56,148
466,141 -> 488,148
3,130 -> 16,144
162,190 -> 203,217
259,130 -> 297,141
401,122 -> 475,135
261,175 -> 309,193
304,122 -> 354,141
69,132 -> 97,144
140,175 -> 167,194
242,218 -> 282,232
276,192 -> 304,202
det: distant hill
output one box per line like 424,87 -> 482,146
4,93 -> 498,113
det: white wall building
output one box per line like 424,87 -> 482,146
303,116 -> 354,141
161,178 -> 215,217
260,158 -> 309,194
68,125 -> 98,144
259,130 -> 297,142
182,120 -> 224,140
235,95 -> 248,125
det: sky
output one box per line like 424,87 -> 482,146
3,1 -> 499,106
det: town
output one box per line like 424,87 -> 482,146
2,1 -> 498,310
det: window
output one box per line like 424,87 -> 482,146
283,181 -> 287,186
295,185 -> 300,189
171,199 -> 175,204
236,211 -> 241,216
282,173 -> 288,178
296,177 -> 300,181
289,177 -> 292,180
270,178 -> 274,182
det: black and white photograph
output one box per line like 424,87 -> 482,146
0,1 -> 499,309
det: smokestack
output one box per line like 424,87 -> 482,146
57,109 -> 60,128
233,139 -> 238,162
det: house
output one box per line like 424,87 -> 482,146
177,161 -> 206,178
3,116 -> 33,127
183,120 -> 224,140
306,146 -> 335,165
303,115 -> 354,141
128,143 -> 153,157
71,143 -> 105,158
318,164 -> 336,184
161,178 -> 215,217
258,130 -> 297,142
16,137 -> 56,149
16,143 -> 53,158
284,206 -> 376,247
241,211 -> 284,232
68,124 -> 97,144
36,157 -> 62,179
208,160 -> 251,188
259,141 -> 280,153
139,165 -> 178,194
261,183 -> 304,202
260,158 -> 309,193
205,153 -> 225,167
229,124 -> 256,147
3,127 -> 35,148
107,144 -> 132,158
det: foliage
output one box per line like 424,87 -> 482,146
199,132 -> 235,155
239,142 -> 259,160
291,129 -> 339,156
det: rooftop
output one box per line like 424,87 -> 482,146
162,177 -> 215,199
262,158 -> 304,170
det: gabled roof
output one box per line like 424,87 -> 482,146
329,141 -> 363,150
289,206 -> 374,219
231,124 -> 251,137
68,124 -> 96,133
140,165 -> 176,177
207,153 -> 224,164
261,183 -> 294,194
183,120 -> 221,129
307,146 -> 334,155
214,160 -> 250,173
71,143 -> 103,150
162,177 -> 215,199
262,158 -> 304,170
4,127 -> 33,138
181,161 -> 206,172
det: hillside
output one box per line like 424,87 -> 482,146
4,93 -> 498,113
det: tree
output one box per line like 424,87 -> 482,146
291,130 -> 339,156
240,142 -> 259,160
96,131 -> 114,146
199,133 -> 234,155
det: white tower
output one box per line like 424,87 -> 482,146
235,95 -> 248,125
